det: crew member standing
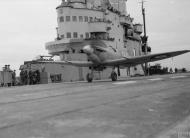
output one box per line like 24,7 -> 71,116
12,70 -> 16,86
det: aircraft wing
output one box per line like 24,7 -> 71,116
28,50 -> 189,68
28,60 -> 94,67
103,50 -> 190,66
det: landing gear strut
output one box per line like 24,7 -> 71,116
86,73 -> 93,83
111,70 -> 117,81
86,68 -> 94,83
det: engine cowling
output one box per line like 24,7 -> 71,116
83,45 -> 101,64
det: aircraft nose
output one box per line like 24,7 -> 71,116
83,45 -> 94,54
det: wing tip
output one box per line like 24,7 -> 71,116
182,50 -> 190,53
176,50 -> 190,54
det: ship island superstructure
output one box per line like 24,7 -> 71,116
45,0 -> 150,82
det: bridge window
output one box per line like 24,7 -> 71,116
73,32 -> 78,38
133,49 -> 136,56
79,16 -> 83,22
85,33 -> 89,38
72,16 -> 77,22
84,16 -> 88,22
66,16 -> 70,22
59,16 -> 64,22
67,32 -> 71,38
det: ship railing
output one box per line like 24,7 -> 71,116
89,18 -> 112,24
85,37 -> 115,41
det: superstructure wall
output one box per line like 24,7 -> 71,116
45,0 -> 144,82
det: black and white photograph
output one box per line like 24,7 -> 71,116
0,0 -> 190,137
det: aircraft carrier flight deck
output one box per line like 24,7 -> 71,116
0,73 -> 190,138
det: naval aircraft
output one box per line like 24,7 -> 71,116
35,41 -> 190,82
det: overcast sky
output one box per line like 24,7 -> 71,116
0,0 -> 190,75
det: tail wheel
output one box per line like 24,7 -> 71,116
111,71 -> 117,81
86,73 -> 93,83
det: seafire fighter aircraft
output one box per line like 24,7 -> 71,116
35,41 -> 189,82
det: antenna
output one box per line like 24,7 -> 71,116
140,0 -> 149,75
140,0 -> 147,37
118,0 -> 119,12
140,0 -> 146,10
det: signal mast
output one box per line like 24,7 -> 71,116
141,0 -> 149,75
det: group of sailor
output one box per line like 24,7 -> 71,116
20,70 -> 40,85
0,65 -> 16,87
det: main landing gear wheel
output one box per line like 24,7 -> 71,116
111,71 -> 117,81
86,73 -> 93,83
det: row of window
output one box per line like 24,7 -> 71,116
60,32 -> 90,39
59,16 -> 94,23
